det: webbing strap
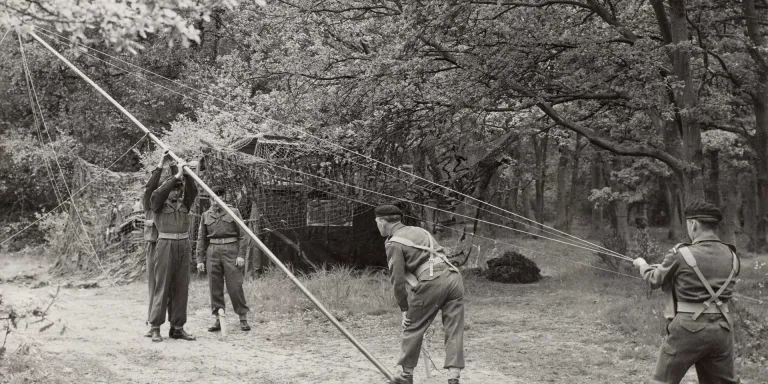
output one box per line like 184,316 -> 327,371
387,228 -> 458,287
678,247 -> 737,323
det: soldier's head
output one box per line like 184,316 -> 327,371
168,178 -> 184,200
374,204 -> 403,236
209,185 -> 226,209
684,200 -> 722,238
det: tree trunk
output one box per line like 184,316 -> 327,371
521,184 -> 535,235
744,0 -> 768,251
533,133 -> 549,231
705,150 -> 721,207
720,175 -> 741,245
612,199 -> 629,241
742,172 -> 759,251
554,147 -> 569,230
566,136 -> 582,232
664,181 -> 684,241
590,153 -> 604,238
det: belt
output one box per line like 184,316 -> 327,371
157,232 -> 189,240
677,301 -> 729,314
414,259 -> 447,280
208,237 -> 238,245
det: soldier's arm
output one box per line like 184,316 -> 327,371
143,168 -> 163,211
196,217 -> 208,265
639,251 -> 680,290
183,173 -> 197,209
232,208 -> 247,260
150,176 -> 177,212
386,244 -> 409,312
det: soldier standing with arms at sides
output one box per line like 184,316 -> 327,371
633,201 -> 740,384
142,150 -> 177,337
196,185 -> 251,332
148,160 -> 197,342
375,205 -> 465,384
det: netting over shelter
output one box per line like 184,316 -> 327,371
196,134 -> 416,271
51,157 -> 147,282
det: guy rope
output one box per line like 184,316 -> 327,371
25,30 -> 395,382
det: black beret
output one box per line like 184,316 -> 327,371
375,204 -> 402,217
684,200 -> 722,223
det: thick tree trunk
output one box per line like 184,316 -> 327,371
742,172 -> 759,251
744,0 -> 768,251
554,147 -> 570,230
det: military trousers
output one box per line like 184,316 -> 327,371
207,243 -> 249,317
149,239 -> 190,328
651,313 -> 739,384
399,268 -> 465,369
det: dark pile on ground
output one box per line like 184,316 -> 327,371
484,251 -> 542,284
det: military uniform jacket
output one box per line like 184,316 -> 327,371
639,233 -> 740,311
385,223 -> 447,312
195,206 -> 247,264
149,174 -> 197,234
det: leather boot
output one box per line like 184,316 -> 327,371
389,371 -> 413,384
150,328 -> 162,343
208,319 -> 221,332
170,328 -> 196,341
144,328 -> 152,338
448,380 -> 460,384
240,320 -> 251,331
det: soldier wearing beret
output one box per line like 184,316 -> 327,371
142,150 -> 179,338
196,186 -> 251,332
148,161 -> 197,342
633,200 -> 740,384
375,204 -> 465,384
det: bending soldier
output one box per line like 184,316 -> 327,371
196,185 -> 251,332
375,205 -> 465,384
142,150 -> 177,337
633,201 -> 740,384
148,162 -> 197,342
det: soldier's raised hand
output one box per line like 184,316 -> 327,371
236,257 -> 245,267
633,257 -> 648,269
157,149 -> 170,168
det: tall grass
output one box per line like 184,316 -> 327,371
240,265 -> 398,320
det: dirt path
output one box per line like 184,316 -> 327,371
1,257 -> 709,384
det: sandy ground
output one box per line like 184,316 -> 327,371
0,255 -> 755,384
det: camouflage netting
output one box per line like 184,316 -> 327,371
51,158 -> 147,283
483,251 -> 542,284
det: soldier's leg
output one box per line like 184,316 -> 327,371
146,242 -> 156,323
651,316 -> 705,384
208,246 -> 226,315
693,321 -> 739,384
440,271 -> 465,371
169,241 -> 191,328
149,240 -> 172,327
397,279 -> 442,370
222,244 -> 250,318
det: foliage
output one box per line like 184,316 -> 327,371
483,250 -> 542,284
631,228 -> 665,265
597,229 -> 632,273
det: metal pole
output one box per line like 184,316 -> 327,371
27,29 -> 394,382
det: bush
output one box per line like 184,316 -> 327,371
483,251 -> 542,284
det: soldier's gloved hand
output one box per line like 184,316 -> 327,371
197,263 -> 205,272
236,257 -> 245,267
633,257 -> 648,269
401,311 -> 411,329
